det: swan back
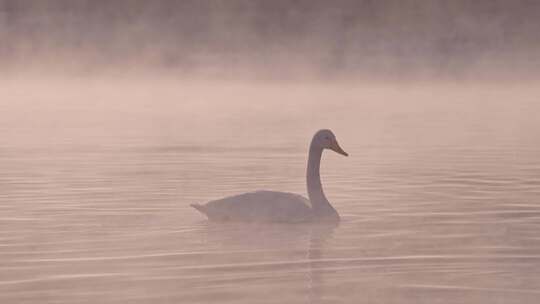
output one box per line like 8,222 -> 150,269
193,191 -> 313,222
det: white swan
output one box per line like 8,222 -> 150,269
191,129 -> 348,222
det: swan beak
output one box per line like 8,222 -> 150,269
331,140 -> 348,157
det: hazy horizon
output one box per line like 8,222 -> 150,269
1,0 -> 540,81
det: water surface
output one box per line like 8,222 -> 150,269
1,80 -> 540,303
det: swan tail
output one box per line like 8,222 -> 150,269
190,203 -> 208,215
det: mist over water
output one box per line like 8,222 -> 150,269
2,0 -> 540,80
2,1 -> 540,304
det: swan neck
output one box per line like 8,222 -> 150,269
306,143 -> 336,216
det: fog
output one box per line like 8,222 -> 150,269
1,0 -> 540,80
2,2 -> 540,304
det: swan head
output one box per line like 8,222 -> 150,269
313,129 -> 348,156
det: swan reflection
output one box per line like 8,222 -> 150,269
194,221 -> 337,304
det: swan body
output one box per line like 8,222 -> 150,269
191,129 -> 348,223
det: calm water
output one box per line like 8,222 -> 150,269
1,80 -> 540,303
